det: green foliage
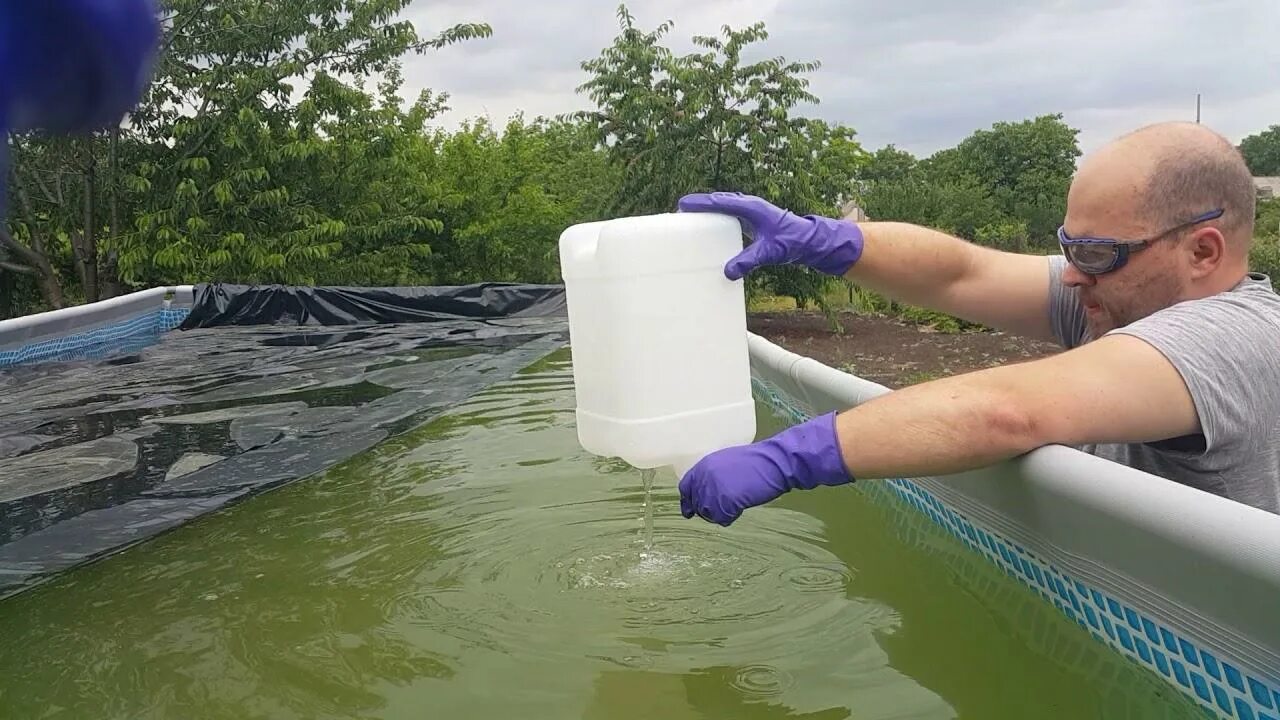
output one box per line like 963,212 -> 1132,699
896,305 -> 984,333
945,115 -> 1080,196
860,176 -> 1006,240
427,115 -> 617,284
4,0 -> 494,302
975,218 -> 1031,254
857,114 -> 1078,258
834,281 -> 982,334
1250,199 -> 1280,288
575,4 -> 867,308
1240,125 -> 1280,176
1250,236 -> 1280,286
1257,197 -> 1280,240
115,1 -> 493,288
857,145 -> 918,185
7,0 -> 1276,332
920,114 -> 1079,243
0,274 -> 43,320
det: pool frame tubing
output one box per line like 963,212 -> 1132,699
0,285 -> 194,351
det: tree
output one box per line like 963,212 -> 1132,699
857,145 -> 918,185
947,115 -> 1078,195
1240,125 -> 1280,176
859,176 -> 1005,241
426,114 -> 618,284
1250,199 -> 1280,288
575,4 -> 867,307
1257,197 -> 1280,240
922,114 -> 1079,245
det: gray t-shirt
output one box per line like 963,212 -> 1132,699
1047,254 -> 1280,515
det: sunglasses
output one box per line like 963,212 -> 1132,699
1057,208 -> 1225,274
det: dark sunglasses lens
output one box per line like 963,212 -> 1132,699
1064,243 -> 1116,273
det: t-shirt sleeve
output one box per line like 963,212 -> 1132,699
1104,290 -> 1280,456
1047,254 -> 1088,349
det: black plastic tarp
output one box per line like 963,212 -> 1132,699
180,282 -> 567,328
0,284 -> 568,598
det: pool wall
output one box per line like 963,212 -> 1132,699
0,286 -> 193,367
748,332 -> 1280,720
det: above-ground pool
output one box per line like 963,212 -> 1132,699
0,284 -> 1276,719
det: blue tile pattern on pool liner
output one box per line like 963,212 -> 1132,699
750,375 -> 1279,720
0,307 -> 191,368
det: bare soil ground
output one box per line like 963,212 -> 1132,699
748,310 -> 1059,389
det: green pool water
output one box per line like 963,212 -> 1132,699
0,348 -> 1202,719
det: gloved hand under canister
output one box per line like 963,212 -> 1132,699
679,412 -> 854,526
676,192 -> 865,280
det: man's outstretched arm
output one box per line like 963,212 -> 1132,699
830,333 -> 1197,479
677,193 -> 1059,343
849,223 -> 1058,343
678,333 -> 1199,525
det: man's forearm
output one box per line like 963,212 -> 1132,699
842,221 -> 1055,341
843,222 -> 979,309
833,366 -> 1041,480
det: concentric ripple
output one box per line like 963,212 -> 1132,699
780,563 -> 855,593
732,664 -> 795,697
374,354 -> 900,692
384,428 -> 890,676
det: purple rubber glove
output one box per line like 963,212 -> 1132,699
0,0 -> 159,217
679,412 -> 854,526
677,192 -> 864,280
0,0 -> 161,133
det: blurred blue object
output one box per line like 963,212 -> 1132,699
0,0 -> 160,219
0,0 -> 161,133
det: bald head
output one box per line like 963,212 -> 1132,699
1095,121 -> 1257,254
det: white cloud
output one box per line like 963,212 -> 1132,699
399,0 -> 1280,158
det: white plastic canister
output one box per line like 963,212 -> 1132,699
559,212 -> 757,478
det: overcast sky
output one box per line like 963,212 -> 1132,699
401,0 -> 1280,160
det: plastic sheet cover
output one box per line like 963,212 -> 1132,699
0,288 -> 568,597
180,281 -> 567,328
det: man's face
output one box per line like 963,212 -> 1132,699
1059,180 -> 1189,339
1064,249 -> 1185,339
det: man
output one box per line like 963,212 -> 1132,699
676,121 -> 1280,525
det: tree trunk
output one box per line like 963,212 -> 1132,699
5,143 -> 67,309
0,228 -> 65,309
100,128 -> 124,299
713,136 -> 725,190
76,138 -> 99,302
35,266 -> 66,310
